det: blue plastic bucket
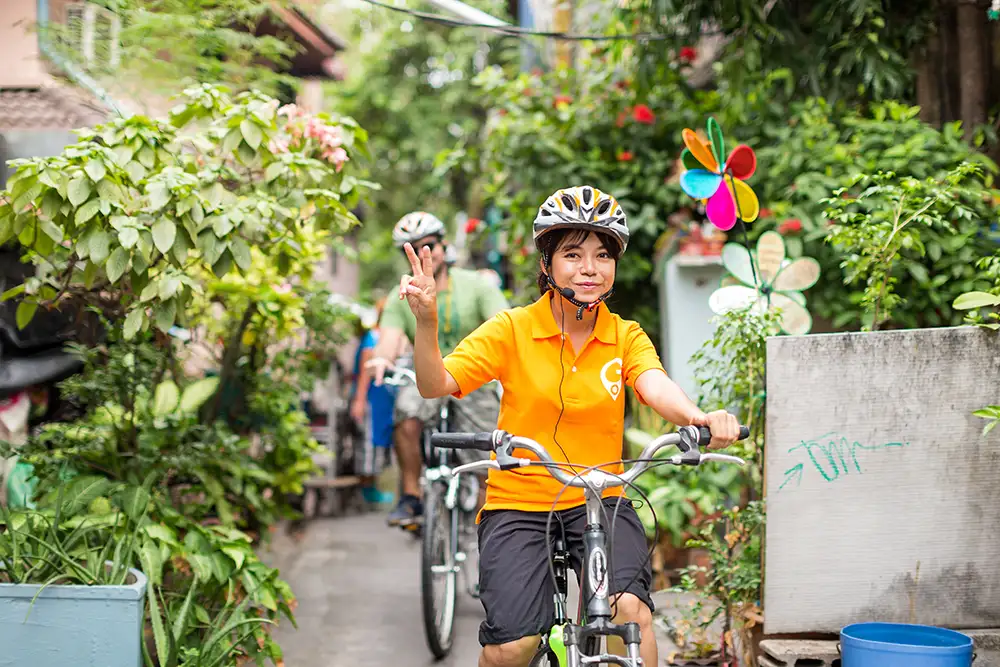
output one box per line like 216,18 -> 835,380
840,623 -> 974,667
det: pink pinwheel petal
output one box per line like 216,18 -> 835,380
706,183 -> 736,230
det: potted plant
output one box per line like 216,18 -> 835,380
0,477 -> 150,667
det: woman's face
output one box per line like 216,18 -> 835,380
545,232 -> 616,302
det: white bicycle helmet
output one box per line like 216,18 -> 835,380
392,211 -> 446,248
533,186 -> 629,253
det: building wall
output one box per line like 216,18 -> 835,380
0,0 -> 46,87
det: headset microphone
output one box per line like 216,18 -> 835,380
545,272 -> 613,320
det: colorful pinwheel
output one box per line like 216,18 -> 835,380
708,231 -> 821,335
679,117 -> 760,231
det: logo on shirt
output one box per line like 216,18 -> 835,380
600,358 -> 623,400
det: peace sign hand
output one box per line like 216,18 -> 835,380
399,242 -> 437,324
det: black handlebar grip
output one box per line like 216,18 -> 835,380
696,425 -> 751,447
430,432 -> 494,451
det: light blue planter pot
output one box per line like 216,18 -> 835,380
0,567 -> 147,667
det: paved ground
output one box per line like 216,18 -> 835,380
263,505 -> 722,667
264,510 -> 485,667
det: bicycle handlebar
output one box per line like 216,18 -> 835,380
431,424 -> 750,486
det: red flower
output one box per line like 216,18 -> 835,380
679,46 -> 697,63
759,208 -> 773,218
553,94 -> 573,109
520,246 -> 530,257
778,219 -> 803,235
617,150 -> 634,162
631,104 -> 655,125
464,218 -> 481,234
615,111 -> 627,128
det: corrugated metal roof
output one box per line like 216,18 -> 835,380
0,85 -> 109,131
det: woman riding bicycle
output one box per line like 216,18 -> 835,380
398,185 -> 741,667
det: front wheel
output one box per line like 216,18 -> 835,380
421,484 -> 457,659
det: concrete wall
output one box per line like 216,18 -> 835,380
764,326 -> 1000,634
1,130 -> 78,187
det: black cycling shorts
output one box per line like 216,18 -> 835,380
476,497 -> 654,647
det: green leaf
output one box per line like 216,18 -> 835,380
39,219 -> 63,243
74,198 -> 101,225
89,230 -> 111,263
143,523 -> 178,545
147,183 -> 170,212
106,247 -> 129,282
221,128 -> 242,155
140,539 -> 163,586
152,218 -> 176,254
1,284 -> 25,302
119,226 -> 139,249
84,160 -> 107,182
953,291 -> 1000,310
137,145 -> 156,169
15,300 -> 37,329
116,483 -> 152,521
230,238 -> 252,271
222,546 -> 247,570
212,250 -> 233,278
140,279 -> 159,302
154,299 -> 177,332
237,141 -> 256,165
123,308 -> 144,339
68,177 -> 91,206
264,161 -> 284,183
125,161 -> 145,183
179,377 -> 220,414
153,380 -> 180,416
240,119 -> 263,150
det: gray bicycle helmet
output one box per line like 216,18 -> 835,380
392,211 -> 446,248
533,186 -> 629,253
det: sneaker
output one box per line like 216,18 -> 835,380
362,487 -> 395,506
386,494 -> 423,527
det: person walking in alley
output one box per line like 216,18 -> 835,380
367,211 -> 509,528
350,296 -> 399,506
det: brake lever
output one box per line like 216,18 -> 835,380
493,431 -> 523,470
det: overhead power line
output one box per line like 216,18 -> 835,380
358,0 -> 691,42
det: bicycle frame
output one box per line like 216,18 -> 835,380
438,424 -> 748,667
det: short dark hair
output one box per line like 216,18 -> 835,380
535,228 -> 622,295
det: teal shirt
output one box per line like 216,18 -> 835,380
381,267 -> 510,355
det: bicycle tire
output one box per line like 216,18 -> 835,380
421,484 -> 457,659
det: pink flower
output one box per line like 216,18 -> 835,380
268,136 -> 291,154
323,146 -> 348,171
278,104 -> 302,118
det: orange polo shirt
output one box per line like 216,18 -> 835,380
442,292 -> 666,515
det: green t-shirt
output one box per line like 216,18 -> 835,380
381,267 -> 510,355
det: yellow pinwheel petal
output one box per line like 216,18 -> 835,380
682,128 -> 719,172
725,175 -> 759,222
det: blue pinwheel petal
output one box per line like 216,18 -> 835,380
680,169 -> 723,200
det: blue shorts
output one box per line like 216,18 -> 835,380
367,384 -> 395,448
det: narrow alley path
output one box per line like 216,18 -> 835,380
265,511 -> 485,667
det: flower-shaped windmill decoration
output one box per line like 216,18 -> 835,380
679,117 -> 760,231
709,231 -> 821,335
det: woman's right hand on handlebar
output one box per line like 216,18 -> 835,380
690,410 -> 742,450
399,242 -> 438,324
